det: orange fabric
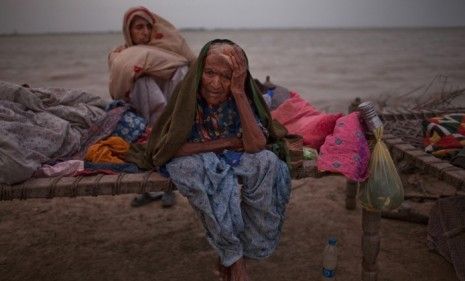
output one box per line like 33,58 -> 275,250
85,136 -> 130,164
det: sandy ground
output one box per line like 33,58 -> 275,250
0,175 -> 458,281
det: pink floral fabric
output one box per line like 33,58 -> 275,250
317,112 -> 370,182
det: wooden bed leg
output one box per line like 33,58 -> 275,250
361,208 -> 381,281
345,180 -> 358,210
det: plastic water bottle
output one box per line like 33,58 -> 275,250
358,101 -> 383,131
322,238 -> 338,280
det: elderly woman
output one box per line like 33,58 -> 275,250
146,39 -> 291,281
108,6 -> 196,126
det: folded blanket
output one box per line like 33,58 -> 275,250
0,81 -> 107,184
423,113 -> 465,159
85,136 -> 130,164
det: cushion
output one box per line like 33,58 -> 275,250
272,92 -> 342,149
317,112 -> 370,181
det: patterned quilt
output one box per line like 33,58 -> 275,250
423,113 -> 465,160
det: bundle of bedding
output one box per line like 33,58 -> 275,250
0,82 -> 151,185
1,81 -> 371,186
270,92 -> 370,182
423,113 -> 465,168
0,82 -> 108,184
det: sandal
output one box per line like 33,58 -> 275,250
161,190 -> 176,208
131,191 -> 164,207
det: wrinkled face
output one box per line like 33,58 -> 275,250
129,16 -> 152,45
200,52 -> 233,107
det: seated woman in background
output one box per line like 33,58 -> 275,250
145,39 -> 291,281
108,6 -> 196,207
108,6 -> 196,126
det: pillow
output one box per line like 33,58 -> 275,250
317,112 -> 370,182
112,111 -> 147,143
272,92 -> 342,149
272,92 -> 319,125
287,113 -> 342,149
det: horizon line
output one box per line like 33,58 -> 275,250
1,25 -> 464,36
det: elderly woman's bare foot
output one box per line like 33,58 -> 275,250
229,258 -> 250,281
214,258 -> 230,281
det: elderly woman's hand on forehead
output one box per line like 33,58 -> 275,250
225,45 -> 247,96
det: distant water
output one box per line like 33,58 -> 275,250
1,28 -> 464,112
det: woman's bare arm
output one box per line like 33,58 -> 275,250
175,137 -> 243,157
227,46 -> 266,153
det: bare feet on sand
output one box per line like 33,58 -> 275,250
215,258 -> 249,281
229,258 -> 250,281
215,259 -> 230,281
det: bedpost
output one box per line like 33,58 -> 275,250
361,208 -> 381,281
358,101 -> 383,281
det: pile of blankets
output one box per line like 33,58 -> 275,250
1,81 -> 371,185
0,81 -> 107,184
0,82 -> 150,185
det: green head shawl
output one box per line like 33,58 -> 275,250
144,38 -> 287,167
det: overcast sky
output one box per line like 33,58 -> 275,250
1,0 -> 464,34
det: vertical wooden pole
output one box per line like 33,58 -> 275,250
345,180 -> 358,210
361,208 -> 381,281
353,99 -> 384,280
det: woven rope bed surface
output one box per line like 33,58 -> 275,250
3,107 -> 464,201
380,107 -> 465,191
0,172 -> 172,201
0,160 -> 319,201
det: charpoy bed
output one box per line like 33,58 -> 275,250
2,102 -> 464,281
